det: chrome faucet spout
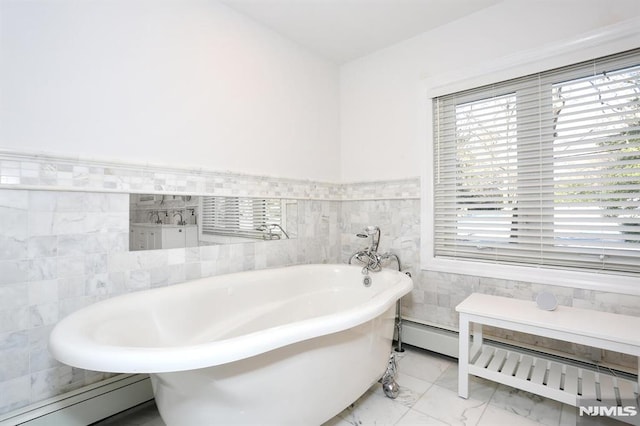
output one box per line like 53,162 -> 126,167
380,252 -> 401,271
149,211 -> 162,224
349,226 -> 402,274
256,223 -> 289,239
173,212 -> 186,226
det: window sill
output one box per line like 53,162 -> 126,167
421,256 -> 640,296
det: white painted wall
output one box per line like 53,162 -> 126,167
4,0 -> 640,184
339,0 -> 640,182
0,0 -> 340,182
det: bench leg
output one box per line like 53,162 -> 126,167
458,314 -> 470,399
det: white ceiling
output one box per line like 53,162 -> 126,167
220,0 -> 502,64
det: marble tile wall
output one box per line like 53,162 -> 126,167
0,187 -> 340,415
0,150 -> 637,416
0,150 -> 420,201
0,151 -> 340,199
0,190 -> 128,414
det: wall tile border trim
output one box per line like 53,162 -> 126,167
0,149 -> 420,200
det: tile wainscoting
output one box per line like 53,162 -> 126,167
0,150 -> 638,416
0,188 -> 340,415
0,150 -> 386,415
0,150 -> 420,201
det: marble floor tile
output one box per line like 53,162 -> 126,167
395,347 -> 454,384
321,415 -> 354,426
478,404 -> 546,426
335,384 -> 411,425
395,408 -> 450,425
559,403 -> 577,426
411,384 -> 489,426
434,363 -> 498,402
489,384 -> 563,426
393,372 -> 433,406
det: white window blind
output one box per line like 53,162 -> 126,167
433,48 -> 640,275
201,196 -> 282,239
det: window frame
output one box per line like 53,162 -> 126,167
420,18 -> 640,296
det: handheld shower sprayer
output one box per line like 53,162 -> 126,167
356,226 -> 380,253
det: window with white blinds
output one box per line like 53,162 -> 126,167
201,196 -> 283,239
433,48 -> 640,276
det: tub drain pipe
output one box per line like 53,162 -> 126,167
394,271 -> 411,353
395,299 -> 404,353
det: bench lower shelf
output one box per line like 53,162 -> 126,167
469,345 -> 639,407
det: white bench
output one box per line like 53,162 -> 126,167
456,293 -> 640,407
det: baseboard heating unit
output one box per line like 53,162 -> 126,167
0,374 -> 153,426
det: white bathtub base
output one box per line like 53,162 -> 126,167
48,265 -> 413,425
151,308 -> 395,426
1,321 -> 448,426
17,321 -> 637,425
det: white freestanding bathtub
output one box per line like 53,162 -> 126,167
49,264 -> 413,425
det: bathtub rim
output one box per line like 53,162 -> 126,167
49,264 -> 413,373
